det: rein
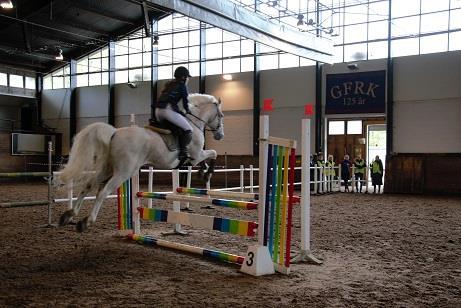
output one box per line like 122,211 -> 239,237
187,103 -> 223,132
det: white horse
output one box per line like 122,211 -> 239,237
57,94 -> 224,232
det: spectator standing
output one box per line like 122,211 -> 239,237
341,154 -> 352,192
370,155 -> 384,193
354,154 -> 366,193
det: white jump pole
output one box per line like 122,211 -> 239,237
292,118 -> 322,264
249,165 -> 254,193
351,166 -> 356,193
313,166 -> 317,194
366,166 -> 370,193
172,169 -> 186,234
183,166 -> 192,211
240,165 -> 244,192
67,180 -> 73,210
338,166 -> 342,192
148,166 -> 153,208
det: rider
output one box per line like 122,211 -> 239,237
153,66 -> 193,163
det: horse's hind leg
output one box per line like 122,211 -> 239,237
76,173 -> 127,232
59,184 -> 92,227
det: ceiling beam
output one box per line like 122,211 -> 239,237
31,29 -> 86,48
0,44 -> 56,61
145,0 -> 334,63
22,23 -> 32,54
48,19 -> 110,39
0,50 -> 48,71
71,3 -> 136,25
0,13 -> 107,43
141,1 -> 151,37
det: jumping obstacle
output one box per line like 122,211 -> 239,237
119,115 -> 321,275
0,171 -> 50,208
175,186 -> 301,204
0,172 -> 49,177
136,192 -> 258,210
128,233 -> 245,265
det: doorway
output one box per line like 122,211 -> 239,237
367,124 -> 386,169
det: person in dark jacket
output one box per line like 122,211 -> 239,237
370,155 -> 384,193
341,154 -> 352,192
154,66 -> 193,163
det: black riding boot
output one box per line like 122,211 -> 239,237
178,130 -> 193,163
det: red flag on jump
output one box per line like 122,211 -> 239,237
304,103 -> 314,115
262,98 -> 274,112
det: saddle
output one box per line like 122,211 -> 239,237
145,119 -> 180,152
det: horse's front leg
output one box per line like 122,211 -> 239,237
198,161 -> 208,178
192,149 -> 217,182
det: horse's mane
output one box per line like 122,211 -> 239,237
188,93 -> 217,107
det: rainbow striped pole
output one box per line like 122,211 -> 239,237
128,233 -> 245,265
117,179 -> 132,233
176,187 -> 259,201
136,192 -> 258,210
138,207 -> 258,236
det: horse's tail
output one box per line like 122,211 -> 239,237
56,123 -> 116,191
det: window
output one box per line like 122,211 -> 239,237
368,41 -> 388,59
449,31 -> 461,51
420,34 -> 448,54
25,77 -> 35,90
0,73 -> 7,86
392,37 -> 419,57
347,120 -> 362,135
328,121 -> 345,135
10,74 -> 24,88
43,75 -> 52,89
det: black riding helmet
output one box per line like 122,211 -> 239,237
174,66 -> 191,79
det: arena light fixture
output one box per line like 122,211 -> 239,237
55,48 -> 63,60
153,35 -> 159,48
296,14 -> 304,26
222,74 -> 232,81
0,0 -> 13,9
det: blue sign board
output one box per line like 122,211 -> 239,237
325,70 -> 386,114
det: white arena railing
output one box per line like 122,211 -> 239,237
53,165 -> 383,208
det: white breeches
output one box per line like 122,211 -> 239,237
155,104 -> 192,132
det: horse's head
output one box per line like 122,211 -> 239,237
208,97 -> 224,140
189,94 -> 224,141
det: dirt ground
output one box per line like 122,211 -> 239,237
0,182 -> 460,307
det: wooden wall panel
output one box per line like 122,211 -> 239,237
384,156 -> 424,193
424,156 -> 461,194
385,154 -> 461,194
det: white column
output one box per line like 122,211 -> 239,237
292,118 -> 322,264
257,115 -> 269,246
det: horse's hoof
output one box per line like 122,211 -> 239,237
76,217 -> 89,233
59,210 -> 74,227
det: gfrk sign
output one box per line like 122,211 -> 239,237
325,70 -> 386,114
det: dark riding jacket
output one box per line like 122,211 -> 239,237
155,80 -> 190,114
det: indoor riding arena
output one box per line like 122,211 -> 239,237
1,1 -> 460,307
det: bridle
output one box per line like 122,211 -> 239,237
187,102 -> 223,132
